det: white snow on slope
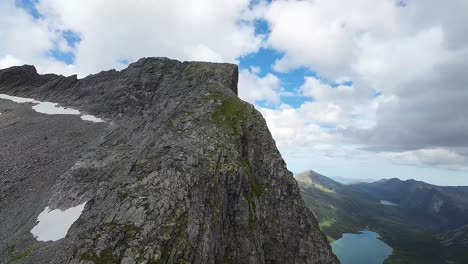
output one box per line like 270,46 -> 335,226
0,94 -> 104,123
31,202 -> 87,242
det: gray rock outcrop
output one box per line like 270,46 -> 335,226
0,58 -> 338,264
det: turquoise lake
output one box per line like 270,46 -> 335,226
331,230 -> 393,264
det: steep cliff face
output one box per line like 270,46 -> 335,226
0,58 -> 338,264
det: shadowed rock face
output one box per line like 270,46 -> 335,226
0,58 -> 338,264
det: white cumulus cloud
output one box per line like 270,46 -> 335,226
34,0 -> 264,75
238,67 -> 282,105
383,148 -> 467,170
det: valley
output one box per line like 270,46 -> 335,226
297,170 -> 468,264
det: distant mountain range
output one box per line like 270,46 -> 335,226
328,175 -> 375,184
296,170 -> 468,264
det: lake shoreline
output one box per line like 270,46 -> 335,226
331,230 -> 393,264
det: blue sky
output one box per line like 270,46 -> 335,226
15,0 -> 41,18
3,0 -> 468,185
48,30 -> 81,64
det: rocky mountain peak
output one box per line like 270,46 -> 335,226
0,58 -> 337,263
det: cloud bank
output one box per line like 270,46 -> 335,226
1,0 -> 468,178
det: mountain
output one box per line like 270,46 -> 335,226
328,176 -> 374,184
354,178 -> 468,231
296,171 -> 376,241
0,58 -> 337,264
439,224 -> 468,247
438,225 -> 468,261
297,170 -> 468,264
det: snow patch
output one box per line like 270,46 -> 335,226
433,200 -> 444,213
31,202 -> 87,242
380,200 -> 398,206
32,102 -> 81,115
0,94 -> 38,103
81,115 -> 105,123
0,93 -> 104,123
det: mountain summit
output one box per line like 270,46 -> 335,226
0,58 -> 337,264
